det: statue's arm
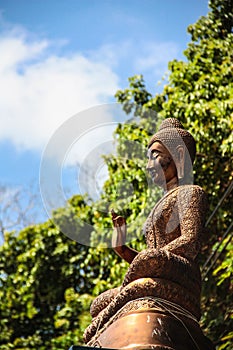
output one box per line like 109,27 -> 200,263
111,210 -> 138,264
113,245 -> 138,264
163,186 -> 208,261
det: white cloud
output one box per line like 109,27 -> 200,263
0,38 -> 47,71
0,27 -> 120,152
92,40 -> 181,92
135,41 -> 180,77
0,23 -> 181,156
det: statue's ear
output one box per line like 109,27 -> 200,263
176,145 -> 185,179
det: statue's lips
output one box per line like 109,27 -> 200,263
149,170 -> 158,181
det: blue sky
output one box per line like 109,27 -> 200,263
0,0 -> 209,231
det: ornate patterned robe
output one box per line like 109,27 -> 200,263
84,185 -> 208,345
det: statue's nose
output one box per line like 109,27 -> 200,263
146,159 -> 154,171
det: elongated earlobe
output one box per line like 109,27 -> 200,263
176,146 -> 185,179
178,162 -> 184,179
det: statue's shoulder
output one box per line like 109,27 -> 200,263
177,184 -> 206,196
156,185 -> 207,212
176,185 -> 208,210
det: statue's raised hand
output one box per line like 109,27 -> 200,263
111,209 -> 138,263
111,209 -> 126,247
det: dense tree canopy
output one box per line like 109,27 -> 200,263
0,0 -> 232,349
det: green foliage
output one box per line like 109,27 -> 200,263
0,0 -> 232,348
114,0 -> 233,347
0,204 -> 94,349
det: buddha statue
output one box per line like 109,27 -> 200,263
83,118 -> 215,350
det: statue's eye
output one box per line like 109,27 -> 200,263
151,151 -> 159,159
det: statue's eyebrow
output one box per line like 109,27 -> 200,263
147,149 -> 162,158
151,149 -> 161,154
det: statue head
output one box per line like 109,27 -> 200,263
147,118 -> 196,186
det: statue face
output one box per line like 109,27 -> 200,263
147,141 -> 177,188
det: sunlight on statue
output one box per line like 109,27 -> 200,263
83,118 -> 215,350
